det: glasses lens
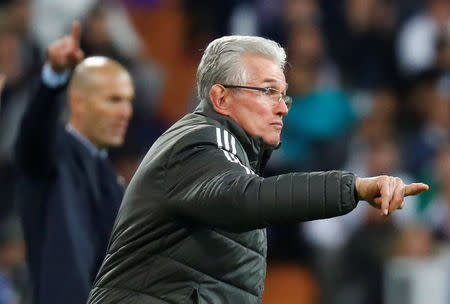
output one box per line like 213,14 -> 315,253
284,96 -> 292,110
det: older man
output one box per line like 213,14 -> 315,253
88,35 -> 427,304
15,22 -> 134,304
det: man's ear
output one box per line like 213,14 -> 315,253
209,84 -> 230,116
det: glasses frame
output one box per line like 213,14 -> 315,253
221,84 -> 292,110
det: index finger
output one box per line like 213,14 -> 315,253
405,183 -> 429,196
70,21 -> 82,48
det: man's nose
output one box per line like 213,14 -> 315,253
119,101 -> 133,119
275,98 -> 289,116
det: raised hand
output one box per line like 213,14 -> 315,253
47,21 -> 84,73
355,176 -> 429,216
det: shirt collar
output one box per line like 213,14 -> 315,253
65,124 -> 108,159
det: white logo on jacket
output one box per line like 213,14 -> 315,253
215,127 -> 255,175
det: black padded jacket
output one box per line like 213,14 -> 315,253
87,100 -> 359,304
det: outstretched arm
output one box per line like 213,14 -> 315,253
164,138 -> 358,232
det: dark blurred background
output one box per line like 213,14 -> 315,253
0,0 -> 449,303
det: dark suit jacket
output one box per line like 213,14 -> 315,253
15,81 -> 124,304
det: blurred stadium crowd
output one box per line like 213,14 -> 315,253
0,0 -> 448,303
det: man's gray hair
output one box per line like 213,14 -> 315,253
196,35 -> 287,103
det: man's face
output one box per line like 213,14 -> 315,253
78,71 -> 134,149
225,55 -> 288,146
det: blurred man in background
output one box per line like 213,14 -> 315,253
15,22 -> 134,304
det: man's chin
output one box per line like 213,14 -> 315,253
263,137 -> 280,147
101,137 -> 125,148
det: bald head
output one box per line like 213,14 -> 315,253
68,56 -> 131,98
67,56 -> 134,149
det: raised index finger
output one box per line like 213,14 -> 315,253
70,21 -> 82,48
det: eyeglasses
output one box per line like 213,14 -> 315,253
221,84 -> 293,110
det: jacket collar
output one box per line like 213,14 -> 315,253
65,124 -> 108,159
194,99 -> 278,174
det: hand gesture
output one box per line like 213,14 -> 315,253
355,176 -> 429,216
47,21 -> 84,73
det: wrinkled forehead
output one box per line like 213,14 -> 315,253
241,54 -> 287,89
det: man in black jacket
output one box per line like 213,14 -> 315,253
88,35 -> 428,304
15,22 -> 134,304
